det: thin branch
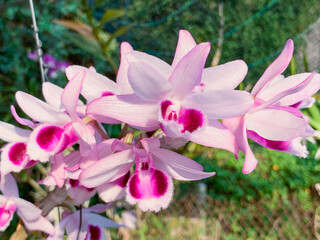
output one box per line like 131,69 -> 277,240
35,163 -> 49,176
28,0 -> 46,82
27,176 -> 47,197
77,205 -> 83,240
211,2 -> 224,67
39,186 -> 67,216
117,123 -> 129,139
81,0 -> 118,75
57,201 -> 77,213
83,116 -> 109,140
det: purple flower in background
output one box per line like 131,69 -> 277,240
28,51 -> 70,78
56,61 -> 70,72
43,54 -> 58,69
27,51 -> 38,60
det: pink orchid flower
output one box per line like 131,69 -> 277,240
40,139 -> 131,205
0,174 -> 54,235
172,30 -> 249,92
66,42 -> 134,103
48,204 -> 119,240
14,70 -> 98,162
64,42 -> 134,127
87,30 -> 254,154
66,43 -> 160,132
223,39 -> 320,174
80,138 -> 215,212
0,121 -> 37,175
67,139 -> 132,204
38,151 -> 97,205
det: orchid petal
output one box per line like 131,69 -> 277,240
183,90 -> 254,119
169,42 -> 210,100
42,82 -> 64,110
151,149 -> 215,181
87,212 -> 120,228
0,174 -> 19,198
303,124 -> 314,137
72,121 -> 95,146
257,72 -> 320,106
87,114 -> 122,125
117,42 -> 134,94
66,213 -> 88,240
247,130 -> 308,157
88,203 -> 111,214
128,62 -> 172,101
223,116 -> 258,174
201,60 -> 248,90
1,142 -> 29,175
80,149 -> 134,188
185,119 -> 238,154
251,39 -> 294,96
47,215 -> 69,240
66,65 -> 120,102
126,51 -> 172,78
27,124 -> 70,162
0,121 -> 30,143
87,94 -> 159,129
97,183 -> 126,203
15,91 -> 70,124
246,109 -> 307,141
38,175 -> 56,186
171,30 -> 197,68
61,70 -> 85,121
86,225 -> 103,240
47,153 -> 66,188
251,72 -> 315,113
0,197 -> 16,231
10,105 -> 36,128
67,180 -> 96,205
14,197 -> 42,221
126,168 -> 173,212
140,138 -> 161,152
19,212 -> 55,236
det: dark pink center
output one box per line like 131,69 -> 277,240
115,171 -> 131,188
69,179 -> 79,187
128,174 -> 141,199
8,142 -> 27,165
161,100 -> 173,119
141,162 -> 149,171
152,169 -> 168,197
36,126 -> 64,151
178,109 -> 204,133
88,225 -> 101,240
289,101 -> 302,108
101,91 -> 115,97
247,130 -> 289,151
0,203 -> 16,227
161,100 -> 203,134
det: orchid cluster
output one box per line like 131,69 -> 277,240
0,30 -> 319,239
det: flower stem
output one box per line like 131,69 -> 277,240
28,0 -> 46,82
81,0 -> 118,75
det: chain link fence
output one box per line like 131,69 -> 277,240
122,191 -> 320,240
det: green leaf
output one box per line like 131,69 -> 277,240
290,56 -> 296,75
100,9 -> 125,25
60,31 -> 105,60
105,26 -> 129,48
307,101 -> 320,123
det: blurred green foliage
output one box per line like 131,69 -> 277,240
0,3 -> 320,238
183,141 -> 319,207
